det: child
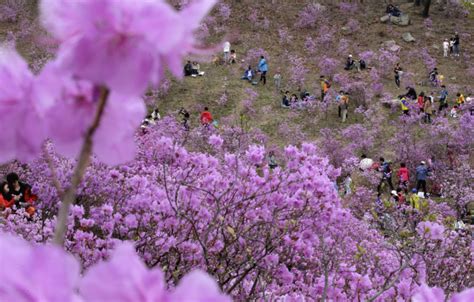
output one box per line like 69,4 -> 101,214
273,70 -> 282,90
443,39 -> 449,57
450,105 -> 458,118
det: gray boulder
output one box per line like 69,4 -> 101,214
402,32 -> 415,42
390,14 -> 410,26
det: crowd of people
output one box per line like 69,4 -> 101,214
0,173 -> 36,216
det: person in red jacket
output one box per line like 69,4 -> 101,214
6,173 -> 37,216
200,107 -> 213,126
0,182 -> 15,210
397,162 -> 410,194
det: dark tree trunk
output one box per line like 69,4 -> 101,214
422,0 -> 431,17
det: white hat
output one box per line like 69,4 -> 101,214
421,161 -> 426,165
349,54 -> 353,57
391,190 -> 397,196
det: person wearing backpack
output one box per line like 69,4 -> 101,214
320,75 -> 330,101
377,157 -> 394,195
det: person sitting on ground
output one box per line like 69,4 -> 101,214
229,49 -> 237,64
405,86 -> 417,100
359,59 -> 367,70
0,182 -> 15,210
450,105 -> 458,118
191,61 -> 205,76
298,87 -> 308,101
399,95 -> 410,115
281,91 -> 290,108
386,4 -> 401,17
344,55 -> 355,70
200,107 -> 213,126
184,61 -> 193,76
6,173 -> 37,215
151,108 -> 161,121
241,65 -> 254,82
290,94 -> 298,105
456,92 -> 465,106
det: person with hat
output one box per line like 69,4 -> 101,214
415,161 -> 429,194
344,55 -> 355,70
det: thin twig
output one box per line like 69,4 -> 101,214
53,87 -> 109,245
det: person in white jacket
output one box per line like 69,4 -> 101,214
443,39 -> 449,57
223,41 -> 231,63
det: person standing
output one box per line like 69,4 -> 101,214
273,69 -> 282,90
443,39 -> 449,57
341,92 -> 349,123
438,85 -> 449,114
258,55 -> 268,85
377,158 -> 394,195
453,32 -> 460,57
424,96 -> 433,123
223,41 -> 231,63
397,162 -> 410,194
336,90 -> 344,118
415,161 -> 429,194
200,107 -> 213,126
394,63 -> 402,88
320,75 -> 330,101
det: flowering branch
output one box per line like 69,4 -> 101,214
53,87 -> 109,245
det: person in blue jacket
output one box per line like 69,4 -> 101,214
258,55 -> 268,85
416,161 -> 430,194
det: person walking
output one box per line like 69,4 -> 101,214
377,158 -> 394,195
258,55 -> 268,85
341,92 -> 349,123
394,63 -> 402,88
415,161 -> 429,195
438,85 -> 449,114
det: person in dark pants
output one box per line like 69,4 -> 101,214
394,63 -> 402,88
258,56 -> 268,85
377,157 -> 394,195
415,161 -> 429,194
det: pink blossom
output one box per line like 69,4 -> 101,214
80,242 -> 166,302
417,221 -> 445,240
0,233 -> 80,302
0,48 -> 46,163
34,64 -> 145,164
451,288 -> 474,302
413,284 -> 445,302
170,270 -> 231,302
41,0 -> 216,96
209,134 -> 224,149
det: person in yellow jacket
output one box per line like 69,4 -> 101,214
456,93 -> 465,105
409,188 -> 429,213
400,95 -> 409,115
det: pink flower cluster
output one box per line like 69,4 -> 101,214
0,233 -> 229,302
